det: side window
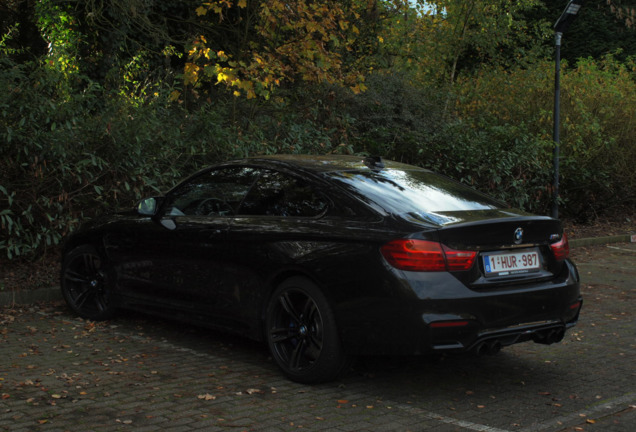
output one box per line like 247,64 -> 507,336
164,167 -> 260,217
239,171 -> 328,217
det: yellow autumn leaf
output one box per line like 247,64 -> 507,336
238,0 -> 247,8
183,63 -> 200,86
169,90 -> 181,102
195,6 -> 208,16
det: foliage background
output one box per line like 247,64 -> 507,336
1,0 -> 635,259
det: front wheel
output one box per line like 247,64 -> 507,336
265,277 -> 351,384
60,245 -> 116,321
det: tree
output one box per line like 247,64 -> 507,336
0,0 -> 48,61
371,0 -> 548,86
183,0 -> 371,100
532,0 -> 636,62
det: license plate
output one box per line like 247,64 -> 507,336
483,249 -> 541,277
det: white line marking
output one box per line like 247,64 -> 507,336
520,393 -> 636,432
392,403 -> 514,432
607,245 -> 636,253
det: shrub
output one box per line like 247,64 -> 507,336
0,58 -> 234,259
453,55 -> 636,218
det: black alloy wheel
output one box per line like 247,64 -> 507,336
61,245 -> 115,321
266,277 -> 351,384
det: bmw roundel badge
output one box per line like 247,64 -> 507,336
514,227 -> 524,245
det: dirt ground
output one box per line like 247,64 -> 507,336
1,212 -> 633,293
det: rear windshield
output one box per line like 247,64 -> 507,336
328,168 -> 504,219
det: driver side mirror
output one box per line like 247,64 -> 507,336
137,197 -> 162,216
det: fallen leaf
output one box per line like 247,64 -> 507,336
246,388 -> 264,395
586,419 -> 596,424
197,394 -> 216,401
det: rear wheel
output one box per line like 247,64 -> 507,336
61,245 -> 116,321
266,277 -> 351,384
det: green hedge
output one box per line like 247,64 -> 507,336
0,60 -> 232,258
452,55 -> 636,218
2,58 -> 634,260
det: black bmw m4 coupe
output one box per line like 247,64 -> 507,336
61,155 -> 582,383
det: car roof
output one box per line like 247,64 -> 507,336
245,154 -> 425,174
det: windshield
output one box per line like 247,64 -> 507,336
328,168 -> 505,224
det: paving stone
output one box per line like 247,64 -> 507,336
1,243 -> 635,431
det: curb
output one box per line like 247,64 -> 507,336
1,235 -> 633,307
568,234 -> 632,248
1,285 -> 62,308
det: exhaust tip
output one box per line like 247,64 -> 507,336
487,340 -> 502,355
474,342 -> 488,356
474,340 -> 502,356
533,328 -> 566,345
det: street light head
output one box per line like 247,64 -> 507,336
554,0 -> 585,33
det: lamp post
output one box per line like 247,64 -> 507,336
551,0 -> 584,219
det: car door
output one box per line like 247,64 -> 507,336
110,166 -> 260,318
154,166 -> 262,323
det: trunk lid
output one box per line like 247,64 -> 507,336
434,210 -> 562,250
432,210 -> 566,287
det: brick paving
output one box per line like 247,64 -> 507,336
1,243 -> 634,431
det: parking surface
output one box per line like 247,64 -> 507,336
1,243 -> 634,431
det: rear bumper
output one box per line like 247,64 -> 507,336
428,302 -> 581,354
337,260 -> 582,356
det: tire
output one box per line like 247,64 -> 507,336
60,245 -> 116,321
265,277 -> 351,384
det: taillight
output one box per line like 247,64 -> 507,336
381,239 -> 476,272
550,233 -> 570,261
442,245 -> 478,271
